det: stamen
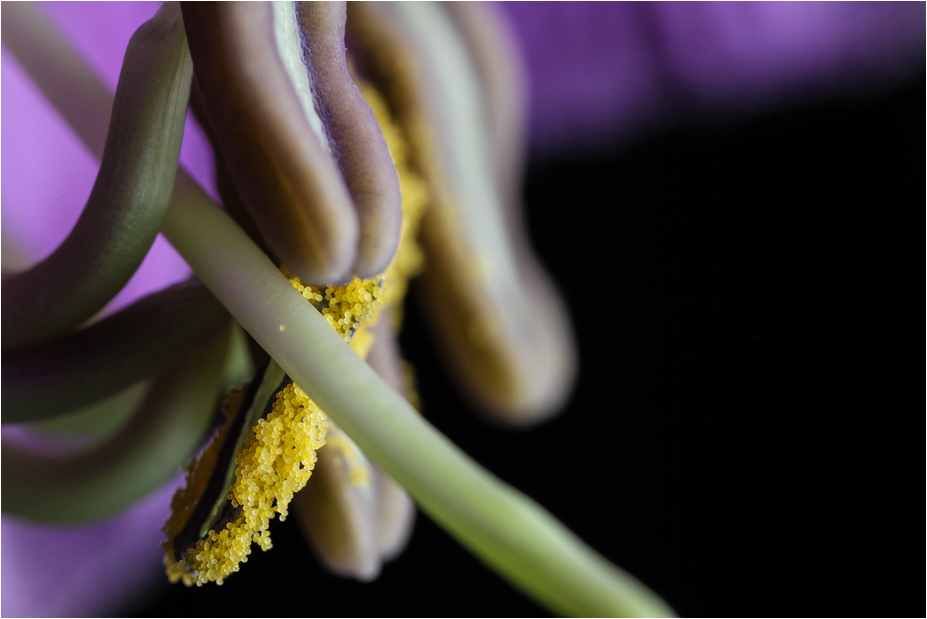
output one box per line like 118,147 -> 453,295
181,2 -> 360,285
296,2 -> 403,279
163,373 -> 328,586
181,2 -> 402,285
291,421 -> 381,582
162,78 -> 425,585
348,3 -> 577,424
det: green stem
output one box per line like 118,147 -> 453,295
2,280 -> 229,424
1,1 -> 192,350
1,325 -> 232,522
162,176 -> 674,617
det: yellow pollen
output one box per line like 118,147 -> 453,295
165,384 -> 327,586
163,79 -> 426,587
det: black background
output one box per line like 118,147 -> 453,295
132,76 -> 923,617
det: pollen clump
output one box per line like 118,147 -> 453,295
285,83 -> 427,355
287,274 -> 386,348
164,383 -> 327,586
163,79 -> 426,587
282,85 -> 427,362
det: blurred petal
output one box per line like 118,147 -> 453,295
653,2 -> 925,107
0,2 -> 114,163
293,421 -> 381,581
498,2 -> 926,154
1,480 -> 177,618
348,2 -> 577,425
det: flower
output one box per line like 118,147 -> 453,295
4,2 -> 924,616
3,1 -> 583,613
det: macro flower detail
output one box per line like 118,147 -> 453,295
0,2 -> 586,602
163,370 -> 329,586
3,1 -> 922,616
181,2 -> 403,285
16,2 -> 923,615
162,75 -> 427,585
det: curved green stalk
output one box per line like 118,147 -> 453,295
27,321 -> 252,443
30,380 -> 150,443
162,176 -> 674,617
2,280 -> 229,424
1,1 -> 192,351
1,325 -> 231,522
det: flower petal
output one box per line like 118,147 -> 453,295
0,481 -> 175,618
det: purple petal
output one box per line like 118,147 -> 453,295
498,2 -> 925,154
1,479 -> 180,617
